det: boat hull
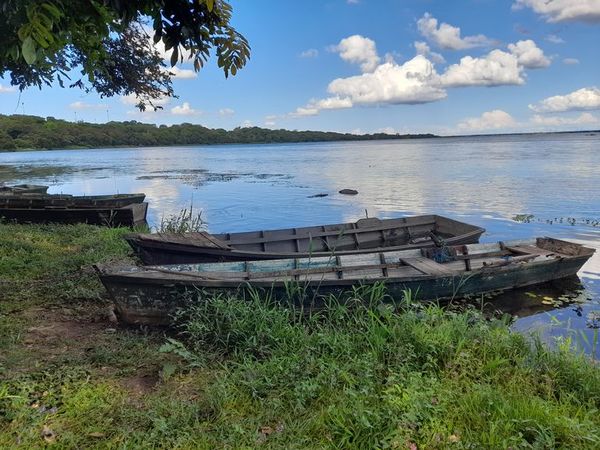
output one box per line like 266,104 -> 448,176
0,193 -> 146,208
0,184 -> 49,194
126,215 -> 485,265
99,238 -> 593,325
0,202 -> 148,227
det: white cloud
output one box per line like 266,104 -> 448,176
291,96 -> 353,117
507,39 -> 550,68
441,50 -> 524,87
219,108 -> 235,116
168,66 -> 197,79
328,56 -> 446,105
414,41 -> 445,64
264,115 -> 277,127
512,0 -> 600,23
291,55 -> 446,117
529,87 -> 600,112
417,13 -> 492,50
299,48 -> 319,58
69,101 -> 106,110
0,84 -> 16,93
458,110 -> 517,131
121,93 -> 171,107
291,34 -> 555,118
563,57 -> 580,65
545,34 -> 565,44
170,102 -> 200,116
377,127 -> 398,134
531,112 -> 600,126
331,35 -> 381,72
241,120 -> 253,128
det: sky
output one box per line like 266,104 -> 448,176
1,0 -> 599,135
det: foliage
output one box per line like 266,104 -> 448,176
1,224 -> 599,448
158,207 -> 205,233
0,222 -> 134,303
0,0 -> 249,108
0,114 -> 437,151
169,292 -> 600,448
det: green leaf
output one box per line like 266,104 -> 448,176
205,0 -> 214,12
22,36 -> 37,64
170,46 -> 179,67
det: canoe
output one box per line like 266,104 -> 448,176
0,193 -> 146,209
0,202 -> 148,227
125,215 -> 485,265
98,237 -> 594,325
0,184 -> 49,194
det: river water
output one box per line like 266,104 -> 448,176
1,132 -> 599,355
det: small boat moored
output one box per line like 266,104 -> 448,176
98,237 -> 594,325
0,193 -> 146,209
125,215 -> 485,265
0,202 -> 148,227
0,184 -> 49,194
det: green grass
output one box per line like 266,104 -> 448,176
1,223 -> 599,448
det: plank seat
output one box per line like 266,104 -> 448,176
399,257 -> 455,276
144,232 -> 231,249
505,244 -> 556,257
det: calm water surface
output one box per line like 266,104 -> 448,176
2,133 -> 599,355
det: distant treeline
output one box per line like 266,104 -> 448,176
0,114 -> 437,151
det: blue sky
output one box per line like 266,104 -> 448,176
1,0 -> 599,135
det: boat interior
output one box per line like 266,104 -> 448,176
138,237 -> 592,282
190,215 -> 481,253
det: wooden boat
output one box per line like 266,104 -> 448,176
0,202 -> 148,227
0,184 -> 48,194
97,237 -> 594,325
125,215 -> 485,265
0,193 -> 146,209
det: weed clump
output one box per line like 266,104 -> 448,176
168,287 -> 600,448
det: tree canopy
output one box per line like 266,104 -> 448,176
0,114 -> 437,151
0,0 -> 249,109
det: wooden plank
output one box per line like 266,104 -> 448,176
293,228 -> 300,253
462,245 -> 471,271
380,253 -> 388,278
335,256 -> 343,279
505,244 -> 556,257
322,225 -> 331,250
399,257 -> 455,276
225,218 -> 436,246
260,230 -> 266,252
145,232 -> 229,249
481,254 -> 539,268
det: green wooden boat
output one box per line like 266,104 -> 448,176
97,237 -> 594,325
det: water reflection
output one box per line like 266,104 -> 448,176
1,133 -> 599,355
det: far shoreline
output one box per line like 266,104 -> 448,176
0,112 -> 598,153
1,129 -> 597,154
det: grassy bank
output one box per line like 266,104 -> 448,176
1,223 -> 599,448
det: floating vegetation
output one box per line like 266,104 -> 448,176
524,289 -> 593,308
0,164 -> 76,183
136,169 -> 292,188
587,311 -> 600,329
512,214 -> 600,227
513,214 -> 535,223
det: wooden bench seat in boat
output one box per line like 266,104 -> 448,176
399,257 -> 455,276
